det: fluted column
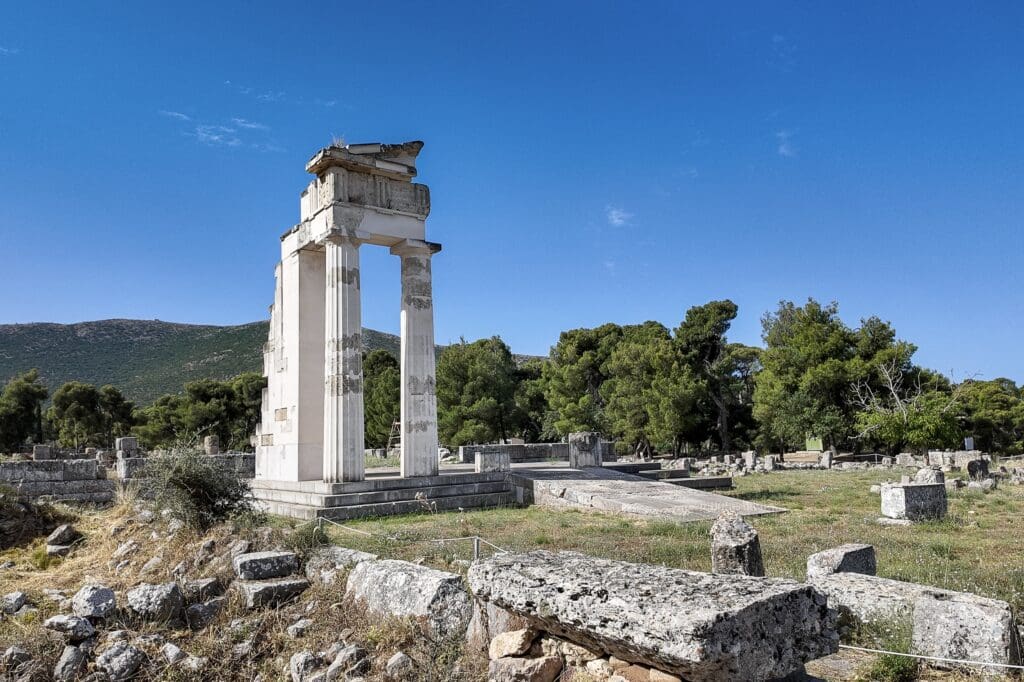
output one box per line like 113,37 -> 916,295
322,234 -> 365,482
391,239 -> 442,477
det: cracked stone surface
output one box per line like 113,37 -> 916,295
468,550 -> 837,681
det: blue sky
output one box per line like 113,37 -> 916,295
1,2 -> 1022,381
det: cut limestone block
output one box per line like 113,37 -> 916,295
475,451 -> 511,473
232,551 -> 300,580
911,591 -> 1021,668
880,483 -> 947,521
468,551 -> 837,681
125,582 -> 184,623
710,511 -> 764,577
235,577 -> 309,609
345,559 -> 471,639
568,432 -> 602,468
805,544 -> 876,580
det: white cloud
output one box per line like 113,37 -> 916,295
193,124 -> 241,147
159,110 -> 191,121
776,130 -> 797,157
770,34 -> 797,72
605,205 -> 634,227
256,90 -> 286,103
0,46 -> 18,55
231,117 -> 269,130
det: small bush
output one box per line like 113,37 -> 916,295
284,521 -> 329,556
142,449 -> 254,529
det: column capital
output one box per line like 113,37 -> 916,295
390,238 -> 442,258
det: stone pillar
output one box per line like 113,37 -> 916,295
322,235 -> 365,483
391,240 -> 442,478
568,432 -> 602,468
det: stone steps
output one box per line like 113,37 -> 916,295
666,476 -> 734,490
253,480 -> 511,508
637,469 -> 690,480
258,490 -> 516,521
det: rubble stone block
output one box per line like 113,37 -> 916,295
346,559 -> 471,639
488,656 -> 562,682
466,599 -> 533,652
126,582 -> 184,622
711,511 -> 764,577
468,551 -> 837,681
914,467 -> 944,484
233,551 -> 300,580
304,545 -> 377,585
235,577 -> 309,609
880,483 -> 946,521
805,544 -> 876,580
475,450 -> 511,473
911,591 -> 1021,668
32,445 -> 54,460
72,584 -> 116,619
568,432 -> 602,468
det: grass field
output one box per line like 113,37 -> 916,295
320,468 -> 1024,613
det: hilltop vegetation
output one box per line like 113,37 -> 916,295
0,320 -> 400,405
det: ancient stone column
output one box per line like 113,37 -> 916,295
322,234 -> 365,482
391,239 -> 442,478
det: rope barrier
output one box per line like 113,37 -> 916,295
838,644 -> 1024,671
314,516 -> 510,559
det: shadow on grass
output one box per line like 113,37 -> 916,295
729,488 -> 803,502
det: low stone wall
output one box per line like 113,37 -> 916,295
458,441 -> 617,464
0,459 -> 115,503
115,454 -> 256,481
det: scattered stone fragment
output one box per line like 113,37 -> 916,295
489,629 -> 538,659
44,615 -> 97,642
385,652 -> 414,680
305,546 -> 377,584
710,511 -> 765,576
53,645 -> 87,682
538,636 -> 602,665
47,544 -> 73,557
288,618 -> 314,638
1,646 -> 32,669
126,582 -> 184,622
230,539 -> 251,557
72,584 -> 117,620
47,524 -> 79,546
235,577 -> 310,609
326,644 -> 370,678
161,642 -> 187,665
289,651 -> 322,682
467,599 -> 532,652
167,518 -> 185,534
805,544 -> 876,580
233,551 -> 300,580
346,559 -> 472,639
1,591 -> 27,615
488,655 -> 562,682
139,557 -> 163,575
96,641 -> 146,681
136,510 -> 156,524
914,467 -> 944,485
186,596 -> 227,628
112,540 -> 139,560
184,577 -> 223,602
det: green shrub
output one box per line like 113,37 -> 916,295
141,449 -> 254,529
284,521 -> 329,556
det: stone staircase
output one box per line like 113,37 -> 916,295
635,469 -> 734,490
250,471 -> 515,520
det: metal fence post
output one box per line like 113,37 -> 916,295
473,536 -> 481,561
